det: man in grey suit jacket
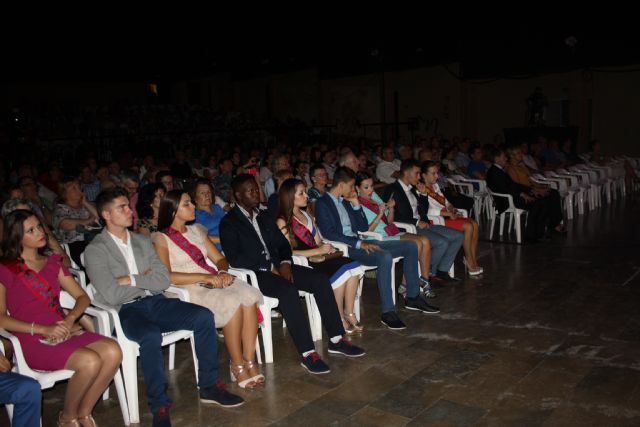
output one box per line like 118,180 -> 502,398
85,188 -> 243,427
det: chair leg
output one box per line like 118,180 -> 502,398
113,367 -> 131,425
499,213 -> 506,236
354,276 -> 363,321
122,354 -> 140,424
515,213 -> 522,244
189,337 -> 199,385
489,211 -> 496,239
169,343 -> 175,371
305,295 -> 322,342
255,336 -> 262,364
261,315 -> 274,364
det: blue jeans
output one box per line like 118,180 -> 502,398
119,294 -> 218,414
419,225 -> 464,272
0,372 -> 41,427
348,239 -> 420,313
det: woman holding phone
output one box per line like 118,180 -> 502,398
354,171 -> 435,296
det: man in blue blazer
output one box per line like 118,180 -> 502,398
315,167 -> 440,331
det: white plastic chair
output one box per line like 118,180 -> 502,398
394,221 -> 456,278
488,191 -> 528,244
226,268 -> 279,364
1,291 -> 130,426
88,284 -> 197,424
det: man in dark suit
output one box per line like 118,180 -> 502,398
383,160 -> 464,282
219,174 -> 365,375
315,167 -> 440,331
486,147 -> 549,242
85,188 -> 243,427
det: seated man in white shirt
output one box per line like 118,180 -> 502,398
84,188 -> 244,426
375,147 -> 401,184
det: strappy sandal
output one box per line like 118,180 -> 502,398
230,361 -> 256,389
244,359 -> 265,386
345,313 -> 364,333
77,414 -> 98,427
58,412 -> 80,427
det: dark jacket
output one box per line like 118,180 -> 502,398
382,180 -> 430,225
486,165 -> 531,212
219,205 -> 292,272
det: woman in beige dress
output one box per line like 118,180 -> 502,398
152,190 -> 264,389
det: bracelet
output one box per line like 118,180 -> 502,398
30,322 -> 35,336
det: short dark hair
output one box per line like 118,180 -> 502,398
95,187 -> 129,221
231,173 -> 257,194
490,146 -> 505,161
155,170 -> 173,183
332,166 -> 356,187
420,160 -> 439,174
400,159 -> 419,174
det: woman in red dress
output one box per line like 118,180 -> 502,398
0,209 -> 122,427
420,161 -> 483,276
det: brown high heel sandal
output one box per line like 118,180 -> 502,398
78,414 -> 98,427
345,313 -> 364,333
244,359 -> 265,386
58,412 -> 80,427
230,361 -> 257,389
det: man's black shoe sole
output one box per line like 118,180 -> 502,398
327,348 -> 366,358
380,320 -> 407,330
200,397 -> 245,408
405,305 -> 440,314
299,362 -> 331,374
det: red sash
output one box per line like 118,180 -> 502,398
1,259 -> 65,318
424,185 -> 448,208
358,196 -> 389,224
163,227 -> 264,324
291,217 -> 317,249
164,227 -> 218,275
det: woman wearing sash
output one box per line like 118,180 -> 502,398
354,171 -> 436,297
152,190 -> 264,389
276,179 -> 365,334
0,210 -> 122,427
420,161 -> 482,275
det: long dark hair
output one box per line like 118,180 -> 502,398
136,183 -> 165,220
277,178 -> 305,248
157,189 -> 188,231
1,209 -> 48,260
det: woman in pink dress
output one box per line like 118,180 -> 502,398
0,209 -> 122,427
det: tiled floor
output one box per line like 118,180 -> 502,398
4,198 -> 640,426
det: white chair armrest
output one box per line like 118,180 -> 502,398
393,221 -> 417,234
228,267 -> 260,291
165,285 -> 190,302
427,215 -> 445,225
357,231 -> 384,241
292,254 -> 310,267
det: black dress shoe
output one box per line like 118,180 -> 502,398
436,271 -> 461,282
381,311 -> 407,330
405,295 -> 440,314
